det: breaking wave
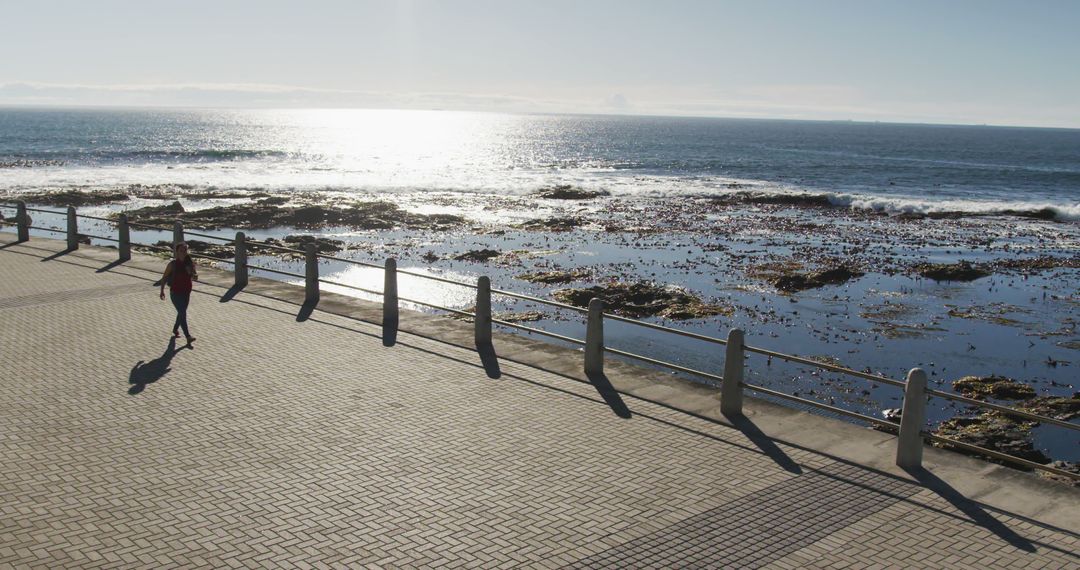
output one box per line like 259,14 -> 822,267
730,189 -> 1080,221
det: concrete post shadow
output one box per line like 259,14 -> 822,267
902,466 -> 1037,552
477,342 -> 501,379
296,299 -> 317,322
219,283 -> 245,303
722,411 -> 802,474
585,371 -> 632,419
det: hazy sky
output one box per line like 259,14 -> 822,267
2,0 -> 1078,127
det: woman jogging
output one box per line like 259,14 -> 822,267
160,242 -> 198,344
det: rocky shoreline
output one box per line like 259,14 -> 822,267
5,185 -> 1080,475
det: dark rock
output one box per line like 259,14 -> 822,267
534,185 -> 610,200
1002,207 -> 1058,221
453,249 -> 501,263
953,376 -> 1036,401
493,311 -> 545,323
915,261 -> 990,282
1039,461 -> 1080,487
156,239 -> 235,259
934,412 -> 1050,467
987,256 -> 1080,274
21,190 -> 130,207
772,265 -> 863,292
119,200 -> 465,231
282,234 -> 346,255
1019,394 -> 1080,421
517,270 -> 590,285
125,201 -> 186,219
728,192 -> 834,208
517,217 -> 584,232
552,281 -> 733,319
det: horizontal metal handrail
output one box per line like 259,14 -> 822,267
244,240 -> 306,254
489,287 -> 589,314
127,220 -> 170,231
397,267 -> 480,289
28,225 -> 63,233
92,235 -> 120,243
925,433 -> 1079,481
604,312 -> 729,345
183,229 -> 234,243
925,388 -> 1079,432
133,242 -> 173,252
316,278 -> 382,297
76,213 -> 114,222
398,295 -> 475,318
188,252 -> 235,265
744,382 -> 896,428
491,318 -> 587,346
317,254 -> 382,269
605,346 -> 724,383
744,344 -> 907,388
25,206 -> 61,215
245,265 -> 305,279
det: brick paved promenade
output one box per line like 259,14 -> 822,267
2,235 -> 1079,569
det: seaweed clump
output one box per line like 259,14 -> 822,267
534,185 -> 610,200
119,200 -> 464,231
952,376 -> 1036,401
453,249 -> 502,263
516,217 -> 585,232
552,282 -> 733,319
933,412 -> 1050,465
517,270 -> 590,285
17,189 -> 130,206
772,265 -> 864,292
915,261 -> 990,282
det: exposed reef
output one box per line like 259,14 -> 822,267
772,265 -> 864,292
915,261 -> 990,282
552,282 -> 733,319
121,201 -> 465,231
534,185 -> 610,200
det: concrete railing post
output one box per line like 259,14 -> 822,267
383,258 -> 399,329
66,206 -> 79,250
584,298 -> 605,375
173,220 -> 184,246
118,213 -> 131,261
234,232 -> 248,288
16,201 -> 29,242
896,368 -> 928,469
304,243 -> 320,305
721,328 -> 746,415
475,276 -> 492,346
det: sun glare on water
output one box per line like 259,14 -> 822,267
306,263 -> 478,311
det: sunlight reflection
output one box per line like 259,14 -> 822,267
311,264 -> 477,311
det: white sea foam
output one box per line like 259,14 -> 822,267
2,162 -> 1076,222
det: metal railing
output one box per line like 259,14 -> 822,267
2,200 -> 1077,481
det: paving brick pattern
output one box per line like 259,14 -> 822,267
1,240 -> 1078,569
569,462 -> 923,569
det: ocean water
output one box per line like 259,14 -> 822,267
2,107 -> 1079,219
3,107 -> 1080,463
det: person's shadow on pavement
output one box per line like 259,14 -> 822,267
128,338 -> 187,395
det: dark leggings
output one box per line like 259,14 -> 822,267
170,291 -> 191,337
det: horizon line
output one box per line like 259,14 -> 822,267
2,102 -> 1078,132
